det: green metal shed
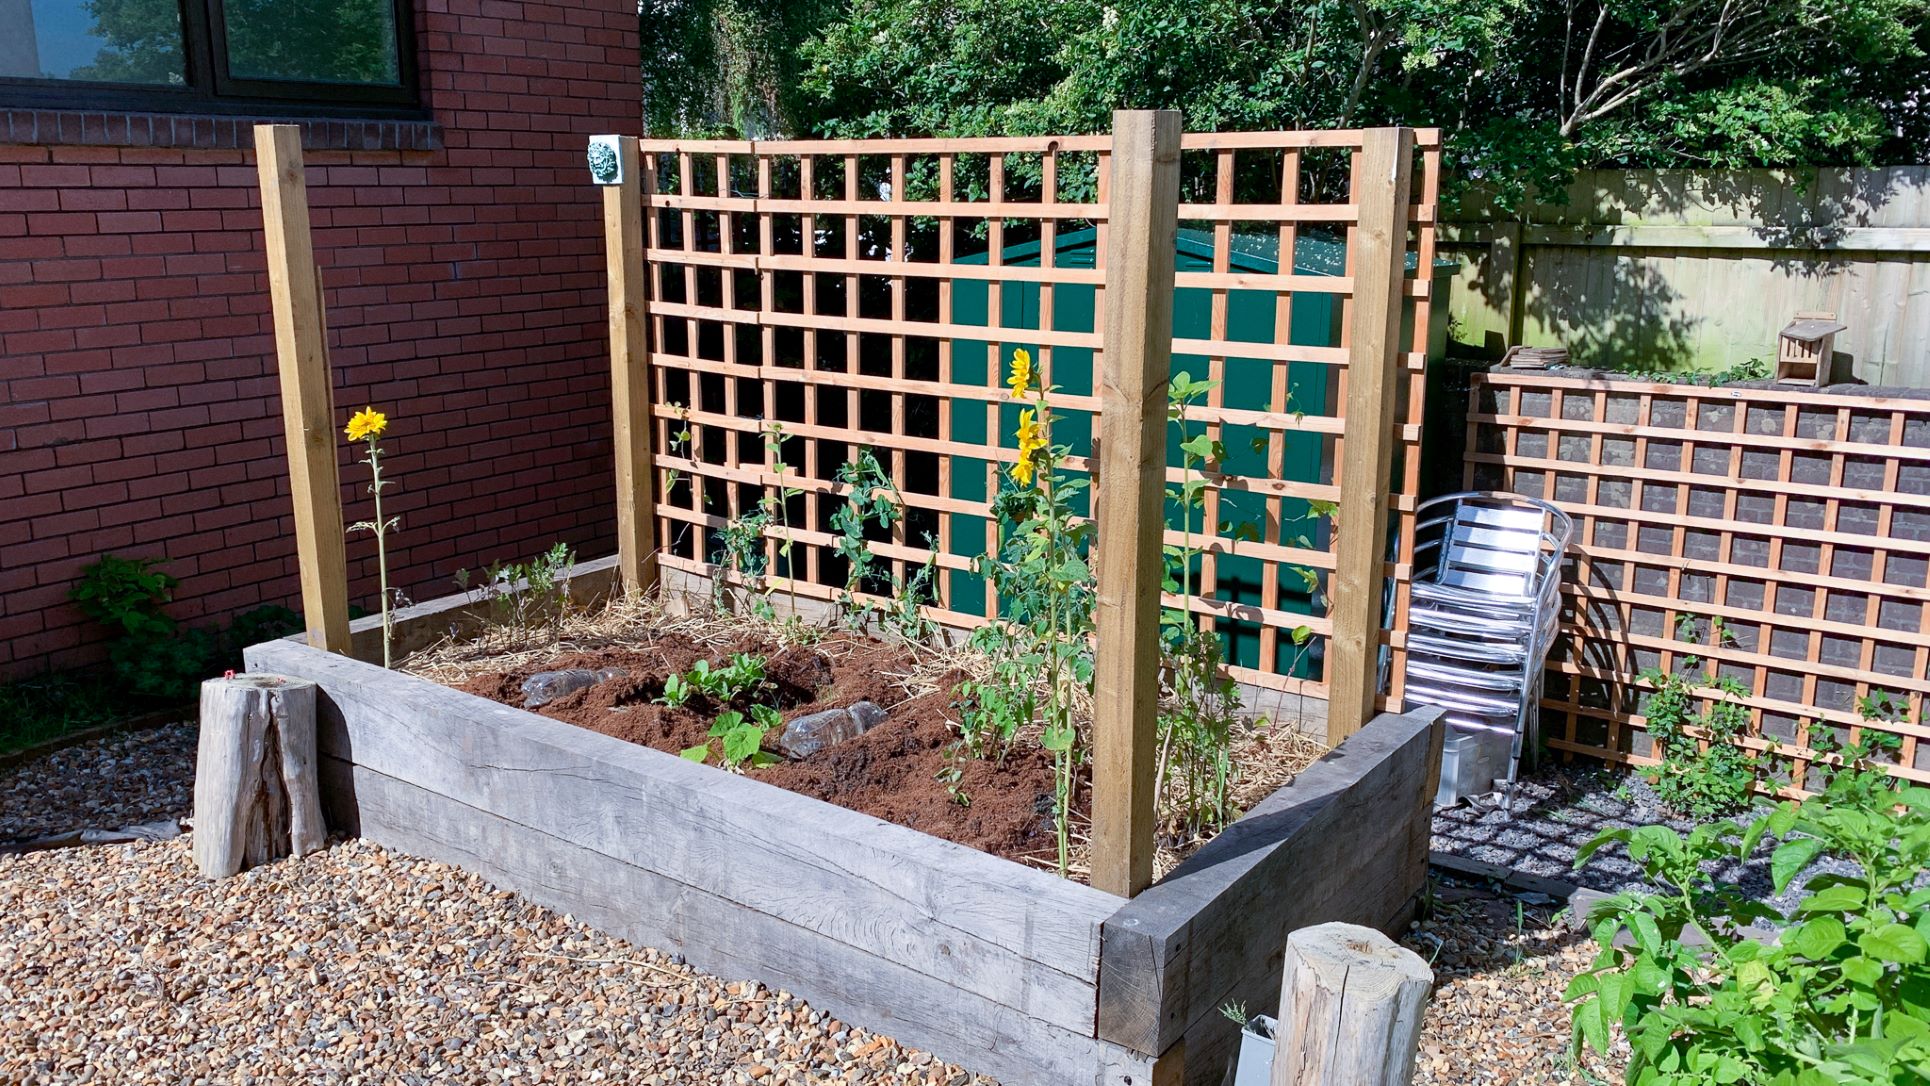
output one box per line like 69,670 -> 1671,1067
942,227 -> 1349,677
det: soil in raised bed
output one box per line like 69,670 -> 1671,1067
456,632 -> 1082,866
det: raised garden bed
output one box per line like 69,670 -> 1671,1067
244,568 -> 1444,1086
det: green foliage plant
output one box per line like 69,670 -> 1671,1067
688,704 -> 785,770
761,420 -> 807,618
660,652 -> 770,711
1157,372 -> 1243,839
69,556 -> 300,703
1567,734 -> 1930,1086
461,542 -> 578,631
830,447 -> 902,625
1643,614 -> 1760,819
959,347 -> 1095,877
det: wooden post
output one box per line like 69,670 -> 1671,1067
1091,108 -> 1181,900
192,673 -> 326,878
1325,127 -> 1414,745
1271,922 -> 1432,1086
254,124 -> 351,654
601,135 -> 659,594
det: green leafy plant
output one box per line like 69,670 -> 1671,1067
1642,615 -> 1760,819
69,558 -> 300,702
715,504 -> 774,618
831,447 -> 902,624
760,420 -> 806,618
657,672 -> 694,708
1567,735 -> 1930,1086
664,653 -> 769,709
463,542 -> 579,630
1156,371 -> 1243,839
69,555 -> 177,641
689,704 -> 785,770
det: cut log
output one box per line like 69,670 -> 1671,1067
1270,922 -> 1432,1086
192,674 -> 325,878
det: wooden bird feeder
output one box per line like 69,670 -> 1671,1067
1776,311 -> 1848,386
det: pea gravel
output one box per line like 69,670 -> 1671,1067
3,722 -> 1609,1086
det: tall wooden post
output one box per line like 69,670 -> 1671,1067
254,124 -> 351,654
1091,109 -> 1181,900
601,135 -> 659,593
1325,127 -> 1414,744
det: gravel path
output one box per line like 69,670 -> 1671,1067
1,835 -> 994,1085
1431,763 -> 1860,916
0,722 -> 197,841
2,721 -> 1611,1085
1402,873 -> 1625,1085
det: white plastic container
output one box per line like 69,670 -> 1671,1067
1225,1014 -> 1276,1086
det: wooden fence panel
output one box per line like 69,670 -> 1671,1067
633,129 -> 1439,707
1467,371 -> 1930,788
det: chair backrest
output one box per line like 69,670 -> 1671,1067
1437,502 -> 1545,597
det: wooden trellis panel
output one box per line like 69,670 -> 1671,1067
1468,371 -> 1930,789
633,129 -> 1439,704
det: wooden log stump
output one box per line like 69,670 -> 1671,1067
1271,922 -> 1433,1086
192,674 -> 326,878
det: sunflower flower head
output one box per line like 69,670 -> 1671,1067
1006,348 -> 1033,398
345,407 -> 388,443
1012,408 -> 1046,487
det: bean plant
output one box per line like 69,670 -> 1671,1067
830,447 -> 902,625
1568,732 -> 1930,1085
1157,372 -> 1242,837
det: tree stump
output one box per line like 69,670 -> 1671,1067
1271,922 -> 1433,1086
192,674 -> 326,879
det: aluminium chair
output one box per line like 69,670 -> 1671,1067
1400,491 -> 1573,811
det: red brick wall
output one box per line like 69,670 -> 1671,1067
0,1 -> 638,679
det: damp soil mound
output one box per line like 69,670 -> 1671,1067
455,631 -> 1079,865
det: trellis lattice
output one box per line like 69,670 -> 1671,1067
1467,371 -> 1930,789
636,130 -> 1440,702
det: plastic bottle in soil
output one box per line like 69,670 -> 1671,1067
522,667 -> 626,708
776,700 -> 888,759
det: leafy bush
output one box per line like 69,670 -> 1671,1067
1642,616 -> 1760,819
1568,737 -> 1930,1085
69,556 -> 300,701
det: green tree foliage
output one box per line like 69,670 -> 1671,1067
646,0 -> 1930,202
641,0 -> 837,136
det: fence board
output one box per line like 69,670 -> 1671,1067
1467,370 -> 1930,789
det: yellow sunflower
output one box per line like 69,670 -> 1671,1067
1011,408 -> 1046,487
1006,347 -> 1033,398
345,407 -> 388,442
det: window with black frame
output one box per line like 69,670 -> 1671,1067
0,0 -> 417,114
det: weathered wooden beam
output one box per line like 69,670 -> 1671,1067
1091,107 -> 1182,900
317,756 -> 1156,1086
1325,126 -> 1415,743
600,134 -> 659,593
1271,923 -> 1431,1086
1096,706 -> 1444,1067
254,124 -> 351,654
243,636 -> 1116,1035
192,673 -> 324,878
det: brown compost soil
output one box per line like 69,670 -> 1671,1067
457,631 -> 1081,866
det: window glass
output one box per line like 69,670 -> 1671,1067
222,0 -> 400,85
0,0 -> 187,84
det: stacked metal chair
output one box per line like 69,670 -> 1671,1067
1401,491 -> 1574,811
